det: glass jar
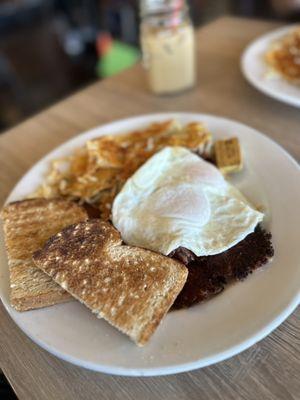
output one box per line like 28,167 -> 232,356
140,0 -> 196,95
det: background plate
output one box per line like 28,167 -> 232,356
241,25 -> 300,108
0,113 -> 299,376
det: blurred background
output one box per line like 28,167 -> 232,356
0,0 -> 300,134
0,1 -> 300,398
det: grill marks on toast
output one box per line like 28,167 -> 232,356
33,220 -> 188,346
1,198 -> 88,311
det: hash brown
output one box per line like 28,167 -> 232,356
32,120 -> 212,220
265,27 -> 300,83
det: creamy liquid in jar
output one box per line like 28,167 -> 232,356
141,23 -> 196,94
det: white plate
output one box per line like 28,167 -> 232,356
1,113 -> 300,376
241,25 -> 300,108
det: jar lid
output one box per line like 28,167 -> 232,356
140,0 -> 186,16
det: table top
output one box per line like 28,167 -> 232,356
0,16 -> 299,400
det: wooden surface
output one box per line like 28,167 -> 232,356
0,16 -> 299,400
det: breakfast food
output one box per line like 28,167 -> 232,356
0,119 -> 274,346
170,225 -> 274,308
214,138 -> 242,174
33,220 -> 188,346
31,120 -> 212,220
265,27 -> 300,84
112,146 -> 263,256
1,198 -> 87,311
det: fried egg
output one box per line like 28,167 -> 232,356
112,146 -> 263,256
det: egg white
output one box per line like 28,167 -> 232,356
112,146 -> 264,256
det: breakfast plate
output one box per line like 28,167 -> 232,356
0,113 -> 300,376
241,25 -> 300,108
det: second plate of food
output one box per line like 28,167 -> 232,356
0,113 -> 299,376
242,25 -> 300,108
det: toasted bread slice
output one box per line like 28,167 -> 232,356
1,198 -> 88,311
33,220 -> 188,346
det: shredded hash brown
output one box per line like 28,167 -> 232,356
265,27 -> 300,83
31,120 -> 212,219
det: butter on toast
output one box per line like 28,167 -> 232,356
33,220 -> 188,346
1,198 -> 88,311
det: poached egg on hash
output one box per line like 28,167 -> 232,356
112,146 -> 263,256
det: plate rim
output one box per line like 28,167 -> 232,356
1,112 -> 300,376
241,24 -> 300,108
